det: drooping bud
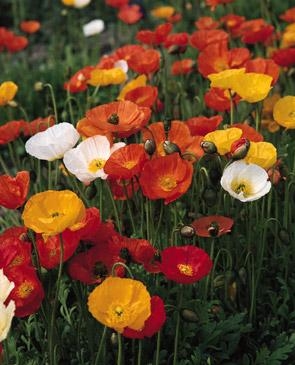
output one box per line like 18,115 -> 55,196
180,225 -> 195,238
181,309 -> 199,323
201,141 -> 217,154
144,139 -> 156,156
230,137 -> 250,160
163,140 -> 181,155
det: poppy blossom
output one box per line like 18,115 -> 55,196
105,0 -> 129,8
160,245 -> 213,284
203,128 -> 242,155
190,29 -> 229,51
0,270 -> 15,342
88,277 -> 151,333
220,14 -> 245,37
191,215 -> 234,237
75,207 -> 101,242
117,74 -> 147,100
0,120 -> 25,145
237,19 -> 274,44
88,67 -> 127,87
195,16 -> 219,30
0,81 -> 18,106
115,44 -> 145,64
20,20 -> 40,34
123,296 -> 166,339
280,7 -> 295,23
171,59 -> 194,75
124,85 -> 158,108
245,58 -> 279,86
0,171 -> 30,210
273,95 -> 295,129
139,153 -> 193,204
21,115 -> 55,136
244,141 -> 277,169
108,177 -> 139,200
208,67 -> 246,90
272,48 -> 295,67
83,19 -> 105,37
150,6 -> 175,19
118,5 -> 142,24
136,23 -> 172,46
205,0 -> 235,11
6,35 -> 28,52
230,123 -> 263,142
64,65 -> 95,93
0,237 -> 32,270
163,32 -> 189,50
185,115 -> 223,136
204,87 -> 238,112
128,49 -> 160,74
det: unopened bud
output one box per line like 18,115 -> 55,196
181,309 -> 199,323
163,140 -> 181,155
230,138 -> 250,160
34,82 -> 44,91
180,225 -> 195,238
201,141 -> 217,154
7,100 -> 18,107
144,139 -> 156,155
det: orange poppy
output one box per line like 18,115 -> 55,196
195,16 -> 219,30
21,116 -> 55,136
230,123 -> 263,142
117,5 -> 142,24
96,54 -> 119,69
197,41 -> 250,77
245,58 -> 279,85
190,29 -> 229,51
171,59 -> 194,75
104,144 -> 148,179
220,14 -> 245,37
128,49 -> 160,74
191,215 -> 234,237
204,87 -> 239,112
185,115 -> 223,136
280,7 -> 295,23
0,171 -> 30,209
236,19 -> 274,44
205,0 -> 235,11
6,35 -> 28,53
64,65 -> 95,93
115,44 -> 145,63
0,120 -> 25,145
20,20 -> 41,34
163,32 -> 189,50
139,153 -> 193,204
136,23 -> 172,46
124,85 -> 158,108
77,100 -> 151,138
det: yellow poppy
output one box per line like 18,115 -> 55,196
281,23 -> 295,48
117,74 -> 147,100
87,68 -> 127,87
203,128 -> 243,155
22,190 -> 86,237
208,68 -> 246,90
150,6 -> 175,19
230,73 -> 273,103
0,81 -> 18,106
88,277 -> 151,333
273,96 -> 295,129
62,0 -> 74,5
244,141 -> 277,169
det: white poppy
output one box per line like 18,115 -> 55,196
73,0 -> 91,8
0,301 -> 15,342
63,135 -> 125,184
83,19 -> 105,37
220,160 -> 271,202
0,269 -> 15,303
25,123 -> 80,161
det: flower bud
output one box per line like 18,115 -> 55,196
201,141 -> 217,154
7,100 -> 18,107
181,309 -> 199,323
230,137 -> 250,160
163,140 -> 181,155
144,139 -> 156,155
34,82 -> 44,91
180,225 -> 195,238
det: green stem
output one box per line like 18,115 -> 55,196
137,340 -> 142,365
173,286 -> 183,365
94,326 -> 108,365
111,262 -> 134,279
117,333 -> 123,365
44,83 -> 59,123
106,182 -> 122,234
155,331 -> 161,365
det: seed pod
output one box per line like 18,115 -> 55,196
144,139 -> 156,155
180,225 -> 195,238
163,140 -> 181,155
201,141 -> 217,154
181,309 -> 199,323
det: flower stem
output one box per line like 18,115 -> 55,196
173,286 -> 183,365
44,83 -> 59,123
117,333 -> 123,365
137,340 -> 142,365
155,331 -> 161,365
94,326 -> 107,365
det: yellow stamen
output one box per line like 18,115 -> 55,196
177,264 -> 193,276
88,158 -> 106,173
159,176 -> 177,191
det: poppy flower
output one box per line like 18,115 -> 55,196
195,16 -> 219,30
6,35 -> 28,53
87,67 -> 126,87
163,32 -> 189,50
63,135 -> 125,184
22,190 -> 86,237
221,160 -> 271,202
25,122 -> 80,161
230,123 -> 263,142
78,100 -> 151,138
115,44 -> 145,64
88,277 -> 151,333
67,245 -> 125,285
203,128 -> 242,155
171,59 -> 194,75
204,87 -> 237,112
273,95 -> 295,129
0,120 -> 25,145
124,85 -> 158,108
128,49 -> 160,74
0,171 -> 30,210
123,296 -> 166,339
117,74 -> 147,100
62,0 -> 91,8
0,226 -> 28,243
0,269 -> 15,303
75,207 -> 101,242
220,14 -> 245,37
35,229 -> 80,269
64,65 -> 95,93
20,20 -> 40,34
108,177 -> 139,200
104,144 -> 148,179
139,153 -> 193,205
83,19 -> 105,37
185,115 -> 223,136
237,19 -> 274,44
136,23 -> 172,46
244,58 -> 279,86
208,68 -> 246,90
191,215 -> 234,237
280,7 -> 295,23
160,245 -> 212,284
105,0 -> 129,8
272,47 -> 295,67
21,115 -> 55,137
0,237 -> 32,269
0,81 -> 18,106
0,270 -> 15,342
244,141 -> 277,169
190,29 -> 229,51
197,41 -> 250,77
118,5 -> 142,24
150,6 -> 175,19
5,265 -> 44,318
205,0 -> 234,11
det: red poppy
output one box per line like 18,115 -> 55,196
0,226 -> 28,243
64,65 -> 95,93
117,5 -> 142,24
0,27 -> 13,51
139,153 -> 193,204
167,12 -> 182,24
171,59 -> 194,75
185,115 -> 223,136
280,7 -> 295,23
195,16 -> 219,30
0,237 -> 32,269
204,87 -> 239,112
128,48 -> 161,74
77,100 -> 151,138
6,265 -> 44,317
105,0 -> 129,8
230,123 -> 263,142
0,120 -> 26,145
163,32 -> 189,50
124,85 -> 158,108
35,229 -> 80,269
237,19 -> 274,44
96,54 -> 119,69
220,14 -> 245,37
21,115 -> 55,136
205,0 -> 235,11
244,58 -> 279,85
20,20 -> 41,34
272,48 -> 295,67
190,29 -> 229,51
123,296 -> 166,338
160,245 -> 213,284
136,23 -> 172,46
108,177 -> 139,200
67,245 -> 125,285
75,207 -> 101,242
104,144 -> 148,179
115,44 -> 145,63
6,35 -> 28,52
197,41 -> 250,77
0,171 -> 30,209
191,215 -> 234,237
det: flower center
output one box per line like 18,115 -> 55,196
88,158 -> 106,173
114,306 -> 124,317
177,263 -> 193,276
17,281 -> 34,298
123,160 -> 137,169
288,111 -> 295,118
159,176 -> 177,191
231,179 -> 253,197
107,113 -> 119,125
